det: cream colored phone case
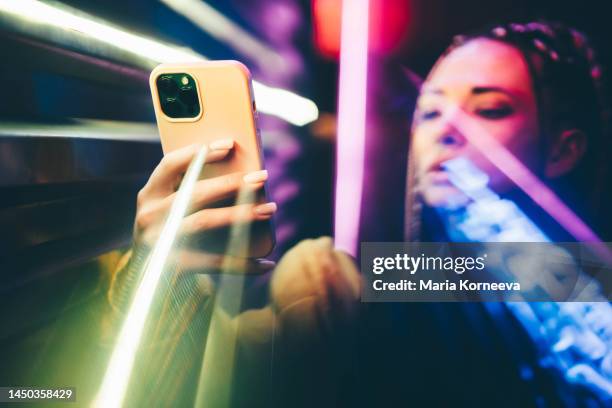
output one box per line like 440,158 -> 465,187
150,61 -> 275,258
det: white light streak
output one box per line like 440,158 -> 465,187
93,146 -> 209,408
0,0 -> 318,126
0,0 -> 202,63
252,81 -> 319,126
160,0 -> 286,73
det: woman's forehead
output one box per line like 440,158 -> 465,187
424,38 -> 533,94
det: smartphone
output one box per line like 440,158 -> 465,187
149,61 -> 275,258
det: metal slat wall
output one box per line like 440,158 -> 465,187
0,6 -> 162,376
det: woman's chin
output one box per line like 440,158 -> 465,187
421,184 -> 470,209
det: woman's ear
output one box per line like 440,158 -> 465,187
545,129 -> 587,178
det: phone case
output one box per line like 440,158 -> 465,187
149,61 -> 275,258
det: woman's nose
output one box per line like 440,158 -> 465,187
432,109 -> 466,148
436,129 -> 466,149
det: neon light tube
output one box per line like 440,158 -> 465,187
334,0 -> 370,255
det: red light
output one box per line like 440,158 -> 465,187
370,0 -> 411,54
312,0 -> 411,59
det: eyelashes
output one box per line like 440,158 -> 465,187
418,109 -> 441,121
416,105 -> 514,123
475,106 -> 514,119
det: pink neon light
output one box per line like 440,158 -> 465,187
451,108 -> 612,262
334,0 -> 370,255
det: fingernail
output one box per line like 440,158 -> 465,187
253,202 -> 277,216
210,138 -> 234,150
256,259 -> 276,267
243,170 -> 268,184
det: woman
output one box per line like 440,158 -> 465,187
108,21 -> 610,407
270,21 -> 611,407
363,21 -> 611,407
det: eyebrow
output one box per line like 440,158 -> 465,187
472,86 -> 513,96
421,86 -> 514,97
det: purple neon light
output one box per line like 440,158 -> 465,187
450,107 -> 612,262
334,0 -> 370,255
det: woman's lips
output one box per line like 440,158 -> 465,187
422,156 -> 457,185
427,170 -> 451,184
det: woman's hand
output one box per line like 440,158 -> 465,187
134,139 -> 276,246
133,139 -> 277,272
271,237 -> 361,328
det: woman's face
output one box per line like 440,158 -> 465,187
412,38 -> 540,207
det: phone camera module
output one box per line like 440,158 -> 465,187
156,73 -> 201,119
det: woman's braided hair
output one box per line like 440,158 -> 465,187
405,21 -> 612,240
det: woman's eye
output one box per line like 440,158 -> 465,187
419,109 -> 441,121
476,106 -> 514,119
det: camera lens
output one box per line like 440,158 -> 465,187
178,86 -> 198,106
164,97 -> 181,117
158,76 -> 178,97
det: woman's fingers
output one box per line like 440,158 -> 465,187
181,202 -> 277,235
134,166 -> 271,246
142,139 -> 235,199
135,200 -> 276,246
140,169 -> 269,225
187,169 -> 268,211
175,249 -> 276,274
